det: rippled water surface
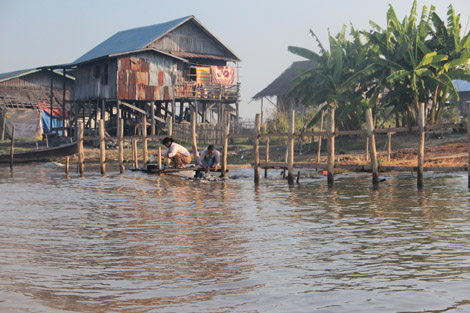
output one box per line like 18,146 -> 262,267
1,163 -> 470,312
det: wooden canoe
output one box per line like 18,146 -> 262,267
0,142 -> 78,164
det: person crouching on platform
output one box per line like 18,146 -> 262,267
198,144 -> 221,173
161,137 -> 191,168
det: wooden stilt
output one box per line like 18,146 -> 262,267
191,106 -> 198,161
65,156 -> 69,176
158,146 -> 162,171
78,122 -> 84,176
365,108 -> 378,185
254,114 -> 261,183
132,138 -> 138,169
99,119 -> 106,175
9,125 -> 15,169
418,102 -> 425,188
327,108 -> 335,185
118,118 -> 125,173
142,117 -> 148,166
287,105 -> 295,185
222,114 -> 230,177
265,137 -> 270,178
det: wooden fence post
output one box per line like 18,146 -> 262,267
365,137 -> 369,161
317,110 -> 324,163
418,102 -> 425,188
327,108 -> 335,185
142,117 -> 148,166
365,108 -> 379,185
118,118 -> 125,173
191,106 -> 198,161
78,122 -> 84,176
387,132 -> 392,162
254,114 -> 261,183
265,137 -> 270,178
99,119 -> 106,175
287,105 -> 295,185
467,101 -> 470,189
9,125 -> 15,169
222,116 -> 230,177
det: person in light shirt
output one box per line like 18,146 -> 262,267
198,145 -> 221,173
161,137 -> 191,168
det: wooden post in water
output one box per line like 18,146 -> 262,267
467,101 -> 470,189
387,132 -> 392,162
327,108 -> 335,185
65,156 -> 69,176
166,117 -> 173,167
78,122 -> 84,176
1,115 -> 5,141
132,138 -> 138,169
365,108 -> 379,185
418,102 -> 425,188
142,117 -> 148,166
118,118 -> 125,173
191,106 -> 198,161
265,137 -> 270,178
158,146 -> 162,171
9,125 -> 15,169
317,110 -> 324,163
466,101 -> 470,189
365,137 -> 369,161
99,119 -> 106,175
150,101 -> 155,136
222,115 -> 230,178
254,114 -> 261,183
287,105 -> 295,185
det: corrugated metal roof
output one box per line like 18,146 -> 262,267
453,80 -> 470,92
73,16 -> 193,65
0,68 -> 75,83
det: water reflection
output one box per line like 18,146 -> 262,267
0,165 -> 470,312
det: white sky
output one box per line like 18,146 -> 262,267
1,0 -> 469,119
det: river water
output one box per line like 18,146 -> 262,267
0,163 -> 470,313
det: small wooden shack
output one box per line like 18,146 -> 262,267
0,68 -> 75,137
50,15 -> 241,138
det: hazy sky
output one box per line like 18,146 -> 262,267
1,0 -> 469,119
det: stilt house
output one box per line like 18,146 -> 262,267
0,68 -> 74,138
59,15 -> 241,138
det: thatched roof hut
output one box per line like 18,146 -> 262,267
252,60 -> 316,113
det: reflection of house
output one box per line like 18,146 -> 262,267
0,68 -> 74,137
48,15 -> 241,136
252,61 -> 316,114
454,80 -> 470,118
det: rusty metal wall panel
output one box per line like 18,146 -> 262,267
117,70 -> 128,85
163,86 -> 170,100
154,86 -> 161,100
158,72 -> 164,86
128,85 -> 136,100
117,84 -> 128,99
135,72 -> 149,85
120,57 -> 131,71
149,72 -> 158,86
128,72 -> 136,86
136,85 -> 145,100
